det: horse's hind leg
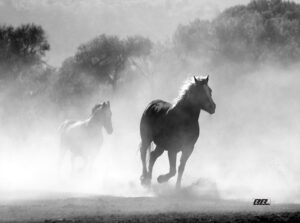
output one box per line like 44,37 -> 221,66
70,153 -> 77,173
86,153 -> 96,174
58,140 -> 67,173
140,140 -> 151,185
157,150 -> 177,183
148,146 -> 164,180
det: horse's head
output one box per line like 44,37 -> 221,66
192,75 -> 216,114
92,101 -> 113,134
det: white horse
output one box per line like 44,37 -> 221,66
59,101 -> 113,172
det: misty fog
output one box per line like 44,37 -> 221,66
0,0 -> 300,205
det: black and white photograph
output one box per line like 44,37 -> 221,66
0,0 -> 300,222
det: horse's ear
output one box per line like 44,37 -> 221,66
107,101 -> 110,107
205,75 -> 209,84
194,76 -> 199,84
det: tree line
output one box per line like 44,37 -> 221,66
173,0 -> 300,67
0,0 -> 300,130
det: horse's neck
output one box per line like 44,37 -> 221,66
172,99 -> 201,120
86,115 -> 103,130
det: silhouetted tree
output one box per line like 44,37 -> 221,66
0,24 -> 50,79
54,34 -> 152,108
173,19 -> 214,57
173,0 -> 300,66
60,34 -> 152,92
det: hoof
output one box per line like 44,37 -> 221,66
157,175 -> 167,184
140,175 -> 151,186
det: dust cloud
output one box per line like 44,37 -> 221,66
0,0 -> 300,206
0,63 -> 299,204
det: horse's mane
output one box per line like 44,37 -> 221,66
173,76 -> 208,107
91,103 -> 103,114
173,78 -> 195,106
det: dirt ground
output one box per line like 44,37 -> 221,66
1,192 -> 300,223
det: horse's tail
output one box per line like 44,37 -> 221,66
57,120 -> 76,170
57,120 -> 76,153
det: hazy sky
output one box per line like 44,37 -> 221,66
1,0 -> 299,66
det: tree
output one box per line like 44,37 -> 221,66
0,24 -> 50,79
54,34 -> 152,108
63,34 -> 152,91
173,19 -> 214,58
172,0 -> 300,67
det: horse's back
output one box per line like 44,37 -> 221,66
144,99 -> 172,116
59,120 -> 78,133
140,100 -> 171,140
59,120 -> 87,148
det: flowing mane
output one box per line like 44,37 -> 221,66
173,78 -> 195,106
173,76 -> 208,107
92,103 -> 102,115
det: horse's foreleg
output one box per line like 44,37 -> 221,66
157,151 -> 177,183
148,146 -> 164,179
140,141 -> 150,185
176,147 -> 193,189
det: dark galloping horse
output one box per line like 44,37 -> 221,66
59,101 -> 113,171
139,76 -> 216,188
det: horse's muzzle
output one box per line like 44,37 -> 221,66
208,103 -> 216,114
